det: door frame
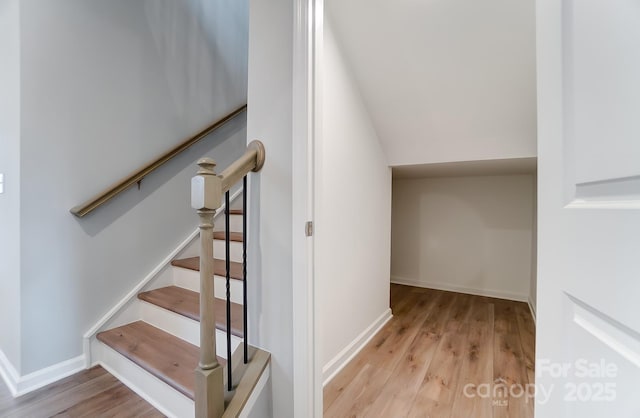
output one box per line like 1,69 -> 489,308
292,0 -> 324,416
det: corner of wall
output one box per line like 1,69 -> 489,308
528,296 -> 537,324
321,308 -> 392,386
0,346 -> 85,399
0,348 -> 19,397
0,0 -> 22,381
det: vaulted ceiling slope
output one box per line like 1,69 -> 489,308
326,0 -> 537,167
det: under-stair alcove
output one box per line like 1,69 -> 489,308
320,0 -> 537,413
391,157 -> 538,315
323,158 -> 539,418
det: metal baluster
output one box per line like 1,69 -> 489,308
225,191 -> 232,391
243,176 -> 248,364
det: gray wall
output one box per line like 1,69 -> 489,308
17,0 -> 248,374
0,0 -> 22,373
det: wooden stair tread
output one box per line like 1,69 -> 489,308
138,286 -> 244,337
213,231 -> 243,242
171,257 -> 243,280
228,209 -> 243,215
96,321 -> 225,400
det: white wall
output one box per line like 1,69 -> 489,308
317,19 -> 392,379
0,0 -> 22,374
246,0 -> 294,416
392,175 -> 535,301
17,0 -> 248,374
326,0 -> 537,166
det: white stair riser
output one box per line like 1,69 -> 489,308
214,214 -> 243,233
92,340 -> 194,418
214,239 -> 243,263
140,300 -> 242,358
172,267 -> 244,305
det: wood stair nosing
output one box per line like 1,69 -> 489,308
171,257 -> 244,281
213,231 -> 243,242
96,321 -> 226,400
138,286 -> 244,338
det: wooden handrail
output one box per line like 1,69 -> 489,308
191,140 -> 264,418
220,140 -> 265,193
70,105 -> 247,218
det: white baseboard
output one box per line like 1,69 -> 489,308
322,308 -> 393,386
390,276 -> 528,303
528,297 -> 537,324
83,189 -> 243,366
0,349 -> 85,398
0,348 -> 19,397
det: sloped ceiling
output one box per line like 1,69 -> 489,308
326,0 -> 537,166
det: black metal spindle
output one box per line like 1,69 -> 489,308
225,191 -> 232,391
242,176 -> 248,364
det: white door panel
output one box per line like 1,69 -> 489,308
564,0 -> 640,184
563,298 -> 639,417
537,0 -> 640,416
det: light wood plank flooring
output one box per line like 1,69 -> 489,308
324,284 -> 536,418
0,366 -> 163,417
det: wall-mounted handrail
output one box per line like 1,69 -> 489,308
69,104 -> 247,218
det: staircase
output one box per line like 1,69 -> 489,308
85,142 -> 269,418
90,209 -> 247,416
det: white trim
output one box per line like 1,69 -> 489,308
390,275 -> 529,303
292,0 -> 322,416
213,239 -> 244,263
14,355 -> 86,397
139,300 -> 242,358
0,348 -> 19,397
322,308 -> 393,386
0,350 -> 85,398
82,228 -> 197,341
83,188 -> 243,366
569,294 -> 640,369
528,296 -> 537,324
565,200 -> 640,210
173,268 -> 245,304
82,228 -> 197,365
238,361 -> 271,418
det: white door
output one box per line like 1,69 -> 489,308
537,0 -> 640,417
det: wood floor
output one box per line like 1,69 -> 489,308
324,284 -> 536,418
0,366 -> 163,417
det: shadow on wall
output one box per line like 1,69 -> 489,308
74,115 -> 246,236
143,0 -> 248,119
